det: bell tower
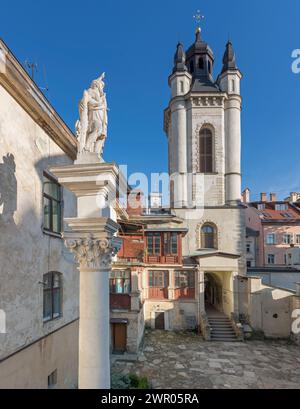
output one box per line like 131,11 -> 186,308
164,24 -> 242,208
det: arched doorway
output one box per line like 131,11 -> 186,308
205,273 -> 223,313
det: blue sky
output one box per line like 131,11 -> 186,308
1,0 -> 300,200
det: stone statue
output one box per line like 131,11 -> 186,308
76,73 -> 108,159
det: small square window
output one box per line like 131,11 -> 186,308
48,369 -> 57,389
283,234 -> 292,245
266,234 -> 276,245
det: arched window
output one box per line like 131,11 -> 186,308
199,128 -> 213,173
199,57 -> 204,69
190,60 -> 194,73
43,272 -> 62,322
231,79 -> 235,93
208,60 -> 212,74
201,224 -> 218,249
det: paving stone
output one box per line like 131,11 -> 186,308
175,363 -> 185,369
111,329 -> 300,390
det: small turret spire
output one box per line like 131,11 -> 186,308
221,41 -> 238,73
173,42 -> 187,73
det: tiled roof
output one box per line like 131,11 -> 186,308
250,202 -> 300,222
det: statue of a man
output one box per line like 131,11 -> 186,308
76,73 -> 108,159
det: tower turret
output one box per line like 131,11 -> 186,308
169,42 -> 192,98
185,28 -> 217,92
217,41 -> 243,204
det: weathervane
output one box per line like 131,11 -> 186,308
193,10 -> 204,33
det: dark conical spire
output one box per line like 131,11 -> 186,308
173,42 -> 187,73
221,41 -> 237,73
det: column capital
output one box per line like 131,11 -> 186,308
65,234 -> 122,270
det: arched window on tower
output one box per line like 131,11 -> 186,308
189,60 -> 194,73
208,60 -> 212,74
199,57 -> 204,69
199,128 -> 213,173
201,224 -> 218,249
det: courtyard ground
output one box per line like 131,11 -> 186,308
111,329 -> 300,389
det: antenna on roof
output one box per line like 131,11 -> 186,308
24,59 -> 38,81
39,65 -> 49,92
24,60 -> 49,93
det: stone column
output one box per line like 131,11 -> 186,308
224,96 -> 242,204
168,269 -> 176,300
50,162 -> 124,389
198,269 -> 205,314
65,230 -> 121,389
232,272 -> 239,316
171,98 -> 188,208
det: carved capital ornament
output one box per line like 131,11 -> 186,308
65,234 -> 121,270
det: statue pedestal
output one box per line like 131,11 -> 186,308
50,162 -> 123,389
75,152 -> 104,165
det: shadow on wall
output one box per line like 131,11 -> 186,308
0,154 -> 17,225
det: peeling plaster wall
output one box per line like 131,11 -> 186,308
0,84 -> 78,387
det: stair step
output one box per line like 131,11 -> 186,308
212,327 -> 234,332
209,323 -> 232,326
208,320 -> 230,323
211,339 -> 239,342
209,319 -> 231,322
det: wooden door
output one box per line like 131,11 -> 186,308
112,323 -> 127,353
155,312 -> 165,330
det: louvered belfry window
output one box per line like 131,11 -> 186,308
199,128 -> 213,173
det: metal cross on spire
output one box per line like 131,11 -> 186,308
193,10 -> 205,33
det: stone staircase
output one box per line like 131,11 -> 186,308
208,314 -> 238,342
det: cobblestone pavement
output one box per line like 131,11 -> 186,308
112,330 -> 300,389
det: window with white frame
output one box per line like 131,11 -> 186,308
283,234 -> 292,245
267,254 -> 275,265
109,270 -> 131,294
266,234 -> 276,245
275,204 -> 288,211
296,235 -> 300,244
43,272 -> 62,322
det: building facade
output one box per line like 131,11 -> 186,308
0,40 -> 79,388
109,26 -> 247,351
244,192 -> 300,267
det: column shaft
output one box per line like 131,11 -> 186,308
79,269 -> 110,389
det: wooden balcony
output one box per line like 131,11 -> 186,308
174,287 -> 195,300
110,294 -> 131,310
148,287 -> 169,300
